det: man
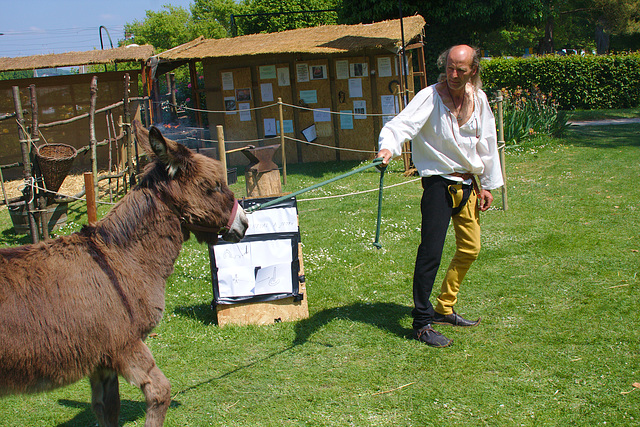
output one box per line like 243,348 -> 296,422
377,45 -> 504,347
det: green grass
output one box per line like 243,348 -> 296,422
567,107 -> 640,122
0,116 -> 639,426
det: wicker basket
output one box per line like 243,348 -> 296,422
36,143 -> 77,193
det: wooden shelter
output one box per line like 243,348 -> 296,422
153,16 -> 427,167
0,45 -> 153,179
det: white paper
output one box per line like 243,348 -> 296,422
260,83 -> 274,102
335,60 -> 349,79
264,118 -> 277,137
277,67 -> 290,86
217,266 -> 255,298
313,108 -> 331,122
255,263 -> 293,295
245,207 -> 298,236
299,90 -> 318,104
348,78 -> 363,98
377,57 -> 393,77
381,95 -> 397,115
340,110 -> 354,130
259,65 -> 276,80
238,103 -> 251,121
214,242 -> 253,268
251,240 -> 293,267
277,119 -> 294,134
221,71 -> 234,90
302,125 -> 317,142
296,63 -> 310,82
353,100 -> 367,119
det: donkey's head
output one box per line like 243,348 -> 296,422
133,120 -> 248,244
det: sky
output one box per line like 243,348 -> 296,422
0,0 -> 195,58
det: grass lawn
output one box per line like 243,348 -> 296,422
0,117 -> 638,426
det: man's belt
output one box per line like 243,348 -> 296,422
449,172 -> 480,194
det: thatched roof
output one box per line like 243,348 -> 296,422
0,44 -> 155,73
156,15 -> 425,61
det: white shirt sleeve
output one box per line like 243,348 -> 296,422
475,91 -> 504,190
378,87 -> 436,158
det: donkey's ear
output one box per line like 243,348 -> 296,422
132,119 -> 154,157
148,126 -> 186,178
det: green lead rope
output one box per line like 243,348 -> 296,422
244,157 -> 386,248
373,161 -> 387,249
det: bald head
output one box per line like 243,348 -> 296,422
437,45 -> 482,90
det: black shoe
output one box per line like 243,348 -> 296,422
433,310 -> 480,327
413,324 -> 452,348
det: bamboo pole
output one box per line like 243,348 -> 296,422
217,125 -> 228,185
278,97 -> 287,186
12,86 -> 39,243
30,84 -> 49,240
89,76 -> 99,198
84,172 -> 97,225
497,90 -> 508,211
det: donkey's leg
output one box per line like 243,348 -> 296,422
90,368 -> 121,427
117,340 -> 171,427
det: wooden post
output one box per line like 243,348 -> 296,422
217,125 -> 228,185
188,60 -> 203,128
123,73 -> 136,186
84,172 -> 97,225
278,97 -> 287,186
89,76 -> 99,199
30,84 -> 49,240
169,73 -> 178,124
497,90 -> 508,211
12,86 -> 39,243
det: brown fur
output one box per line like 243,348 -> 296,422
0,122 -> 247,426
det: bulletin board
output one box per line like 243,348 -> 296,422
294,59 -> 334,163
209,196 -> 303,305
333,57 -> 375,161
255,63 -> 296,164
374,55 -> 402,135
220,67 -> 258,153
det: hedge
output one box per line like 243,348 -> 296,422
481,53 -> 640,110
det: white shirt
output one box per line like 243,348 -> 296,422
378,84 -> 504,191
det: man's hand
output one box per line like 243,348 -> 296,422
377,148 -> 393,165
478,189 -> 493,212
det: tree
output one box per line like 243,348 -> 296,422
124,5 -> 195,50
191,0 -> 239,39
338,0 -> 546,82
234,0 -> 339,36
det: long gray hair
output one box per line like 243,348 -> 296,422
437,45 -> 483,91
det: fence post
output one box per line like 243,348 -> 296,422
89,76 -> 99,199
12,86 -> 39,243
30,84 -> 49,240
497,90 -> 508,211
123,73 -> 136,187
217,125 -> 228,185
278,97 -> 287,186
84,172 -> 97,225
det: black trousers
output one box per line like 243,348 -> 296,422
411,175 -> 473,330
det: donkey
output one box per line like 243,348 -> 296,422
0,120 -> 248,426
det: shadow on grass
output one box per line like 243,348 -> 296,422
174,301 -> 414,343
293,302 -> 414,344
565,123 -> 640,148
171,301 -> 412,395
55,398 -> 181,426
